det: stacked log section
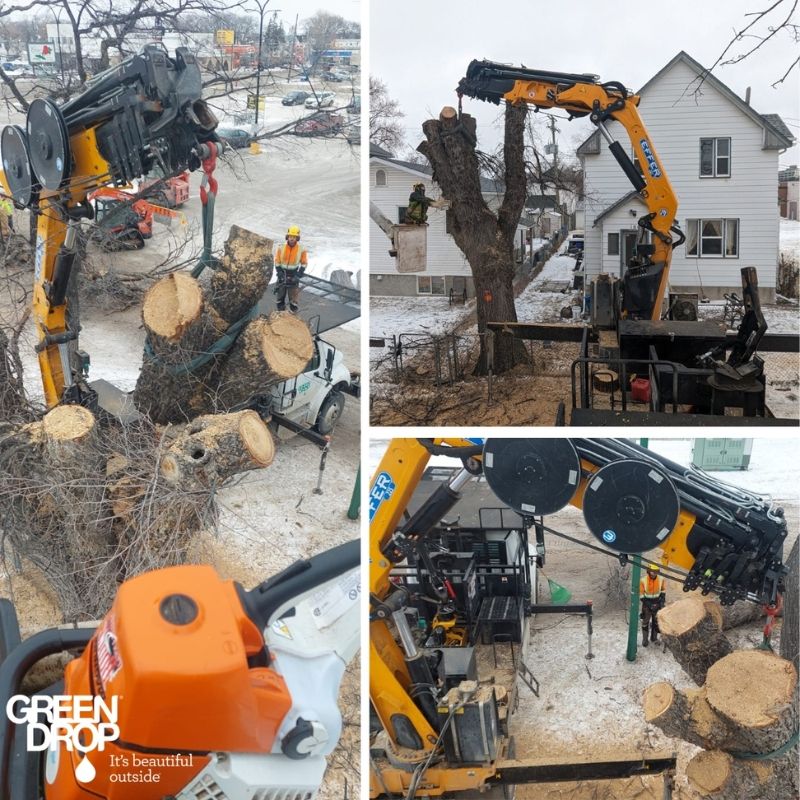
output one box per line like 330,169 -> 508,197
658,597 -> 733,685
202,312 -> 314,412
134,272 -> 227,424
210,225 -> 274,323
160,410 -> 275,492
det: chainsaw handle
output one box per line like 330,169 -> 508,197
0,627 -> 96,800
237,539 -> 360,632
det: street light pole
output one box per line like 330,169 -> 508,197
51,6 -> 65,83
253,0 -> 271,128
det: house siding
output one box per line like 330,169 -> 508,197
582,58 -> 781,302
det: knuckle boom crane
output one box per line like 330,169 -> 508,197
1,46 -> 223,409
457,59 -> 684,322
369,438 -> 788,797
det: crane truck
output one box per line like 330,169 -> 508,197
369,437 -> 788,798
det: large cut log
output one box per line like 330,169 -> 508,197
781,537 -> 799,672
159,410 -> 275,492
685,748 -> 797,800
134,271 -> 228,423
658,597 -> 733,685
208,224 -> 273,323
197,312 -> 314,413
701,597 -> 781,631
643,650 -> 798,753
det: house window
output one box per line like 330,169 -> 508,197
375,169 -> 387,186
699,138 -> 731,177
417,276 -> 446,295
686,219 -> 739,257
608,233 -> 620,255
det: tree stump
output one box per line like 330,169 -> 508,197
658,597 -> 733,684
41,405 -> 101,467
781,537 -> 798,672
208,225 -> 273,324
686,749 -> 797,800
198,312 -> 314,413
644,650 -> 797,753
592,370 -> 619,393
159,410 -> 275,492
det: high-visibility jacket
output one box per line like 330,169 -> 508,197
640,574 -> 665,600
0,196 -> 12,216
275,243 -> 307,272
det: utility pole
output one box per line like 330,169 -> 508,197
549,115 -> 562,234
253,0 -> 280,128
286,14 -> 298,82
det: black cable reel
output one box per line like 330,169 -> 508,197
582,459 -> 680,553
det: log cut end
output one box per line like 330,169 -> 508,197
706,649 -> 798,729
42,405 -> 96,442
239,409 -> 275,467
658,596 -> 706,636
223,225 -> 274,268
686,750 -> 732,794
262,312 -> 315,377
142,272 -> 203,340
439,106 -> 457,121
642,682 -> 675,722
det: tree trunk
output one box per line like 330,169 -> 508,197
643,650 -> 797,753
781,537 -> 798,672
417,103 -> 529,375
685,749 -> 797,800
197,312 -> 314,413
208,224 -> 274,324
159,410 -> 275,492
700,596 -> 782,630
658,597 -> 733,685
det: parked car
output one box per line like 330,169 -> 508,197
304,91 -> 336,109
346,95 -> 361,114
282,90 -> 310,105
346,123 -> 361,145
216,128 -> 253,149
324,70 -> 351,83
293,112 -> 344,137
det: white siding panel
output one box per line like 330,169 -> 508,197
581,57 -> 780,291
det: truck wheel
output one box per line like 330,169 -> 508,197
315,390 -> 345,435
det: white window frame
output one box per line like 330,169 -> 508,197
417,275 -> 446,295
686,218 -> 739,258
699,138 -> 731,178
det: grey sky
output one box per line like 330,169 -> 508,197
370,0 -> 799,168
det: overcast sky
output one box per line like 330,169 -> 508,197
270,1 -> 361,27
369,0 -> 799,168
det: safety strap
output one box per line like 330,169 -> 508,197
728,728 -> 799,761
143,304 -> 259,376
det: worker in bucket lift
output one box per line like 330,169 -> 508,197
405,183 -> 433,225
274,224 -> 307,313
639,563 -> 666,647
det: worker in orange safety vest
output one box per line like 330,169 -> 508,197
639,563 -> 666,647
274,224 -> 308,313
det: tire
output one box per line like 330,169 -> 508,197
315,390 -> 345,435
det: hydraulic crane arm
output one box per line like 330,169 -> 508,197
370,437 -> 787,783
1,46 -> 221,408
457,59 -> 686,320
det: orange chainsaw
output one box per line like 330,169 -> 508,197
0,538 -> 360,799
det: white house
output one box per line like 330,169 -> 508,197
370,143 -> 509,298
577,51 -> 794,303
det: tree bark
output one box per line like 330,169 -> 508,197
196,312 -> 314,414
781,537 -> 798,672
658,597 -> 733,685
159,410 -> 275,492
685,749 -> 797,800
417,103 -> 529,375
208,224 -> 273,324
644,650 -> 797,753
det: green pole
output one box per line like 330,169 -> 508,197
627,560 -> 642,661
347,463 -> 360,520
626,437 -> 649,661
